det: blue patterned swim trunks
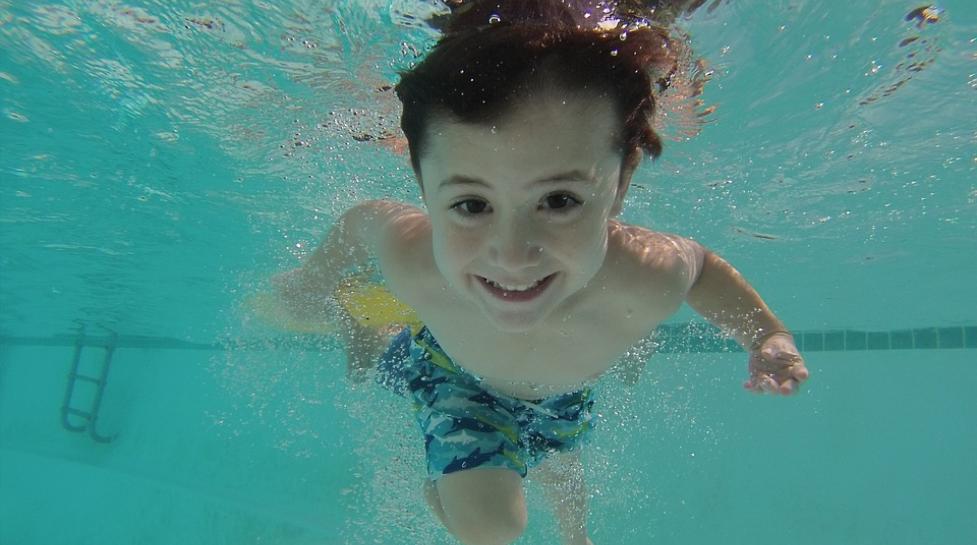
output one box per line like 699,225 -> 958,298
375,326 -> 596,480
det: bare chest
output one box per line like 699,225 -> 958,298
415,293 -> 663,399
377,219 -> 685,399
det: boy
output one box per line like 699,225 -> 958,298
275,2 -> 809,544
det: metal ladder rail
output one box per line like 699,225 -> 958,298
60,326 -> 117,443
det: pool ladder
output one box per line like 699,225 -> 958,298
61,324 -> 117,443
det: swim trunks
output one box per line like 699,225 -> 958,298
375,326 -> 596,480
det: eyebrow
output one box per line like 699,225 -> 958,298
437,170 -> 596,191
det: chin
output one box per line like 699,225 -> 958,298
480,297 -> 563,333
483,309 -> 547,333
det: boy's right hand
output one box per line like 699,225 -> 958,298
334,306 -> 391,383
272,269 -> 390,382
271,268 -> 331,322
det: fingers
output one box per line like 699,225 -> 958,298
749,351 -> 809,395
746,332 -> 810,395
743,374 -> 778,394
781,362 -> 810,394
778,377 -> 799,395
761,345 -> 802,365
761,375 -> 782,394
744,370 -> 807,396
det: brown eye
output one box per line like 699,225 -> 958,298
451,199 -> 489,215
542,193 -> 582,211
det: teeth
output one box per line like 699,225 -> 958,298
485,277 -> 544,292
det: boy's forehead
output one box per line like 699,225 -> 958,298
420,97 -> 621,194
421,90 -> 621,174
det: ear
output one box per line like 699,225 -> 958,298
611,151 -> 640,216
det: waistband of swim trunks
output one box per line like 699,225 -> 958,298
412,326 -> 594,405
411,325 -> 469,376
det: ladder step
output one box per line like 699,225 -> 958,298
69,373 -> 104,384
65,407 -> 93,419
62,333 -> 118,443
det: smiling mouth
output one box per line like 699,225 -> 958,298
475,273 -> 557,302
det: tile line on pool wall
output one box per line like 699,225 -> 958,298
1,324 -> 975,353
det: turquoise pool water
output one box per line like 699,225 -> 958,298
1,1 -> 975,544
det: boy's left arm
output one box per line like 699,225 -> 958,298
682,244 -> 810,396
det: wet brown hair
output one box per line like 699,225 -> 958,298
395,0 -> 680,180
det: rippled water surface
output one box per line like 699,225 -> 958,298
2,0 -> 975,340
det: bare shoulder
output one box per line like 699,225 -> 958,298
372,202 -> 436,305
374,202 -> 429,253
606,221 -> 705,294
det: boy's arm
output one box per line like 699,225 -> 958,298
273,199 -> 413,322
270,200 -> 420,382
685,250 -> 787,349
681,245 -> 809,395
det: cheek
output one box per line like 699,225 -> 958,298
565,228 -> 607,265
432,225 -> 482,271
548,209 -> 610,262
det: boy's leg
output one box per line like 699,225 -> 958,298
422,468 -> 528,545
423,478 -> 449,526
532,451 -> 594,545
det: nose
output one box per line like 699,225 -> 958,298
487,216 -> 543,272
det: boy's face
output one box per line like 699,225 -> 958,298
419,89 -> 632,332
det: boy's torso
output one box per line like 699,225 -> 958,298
377,209 -> 692,399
